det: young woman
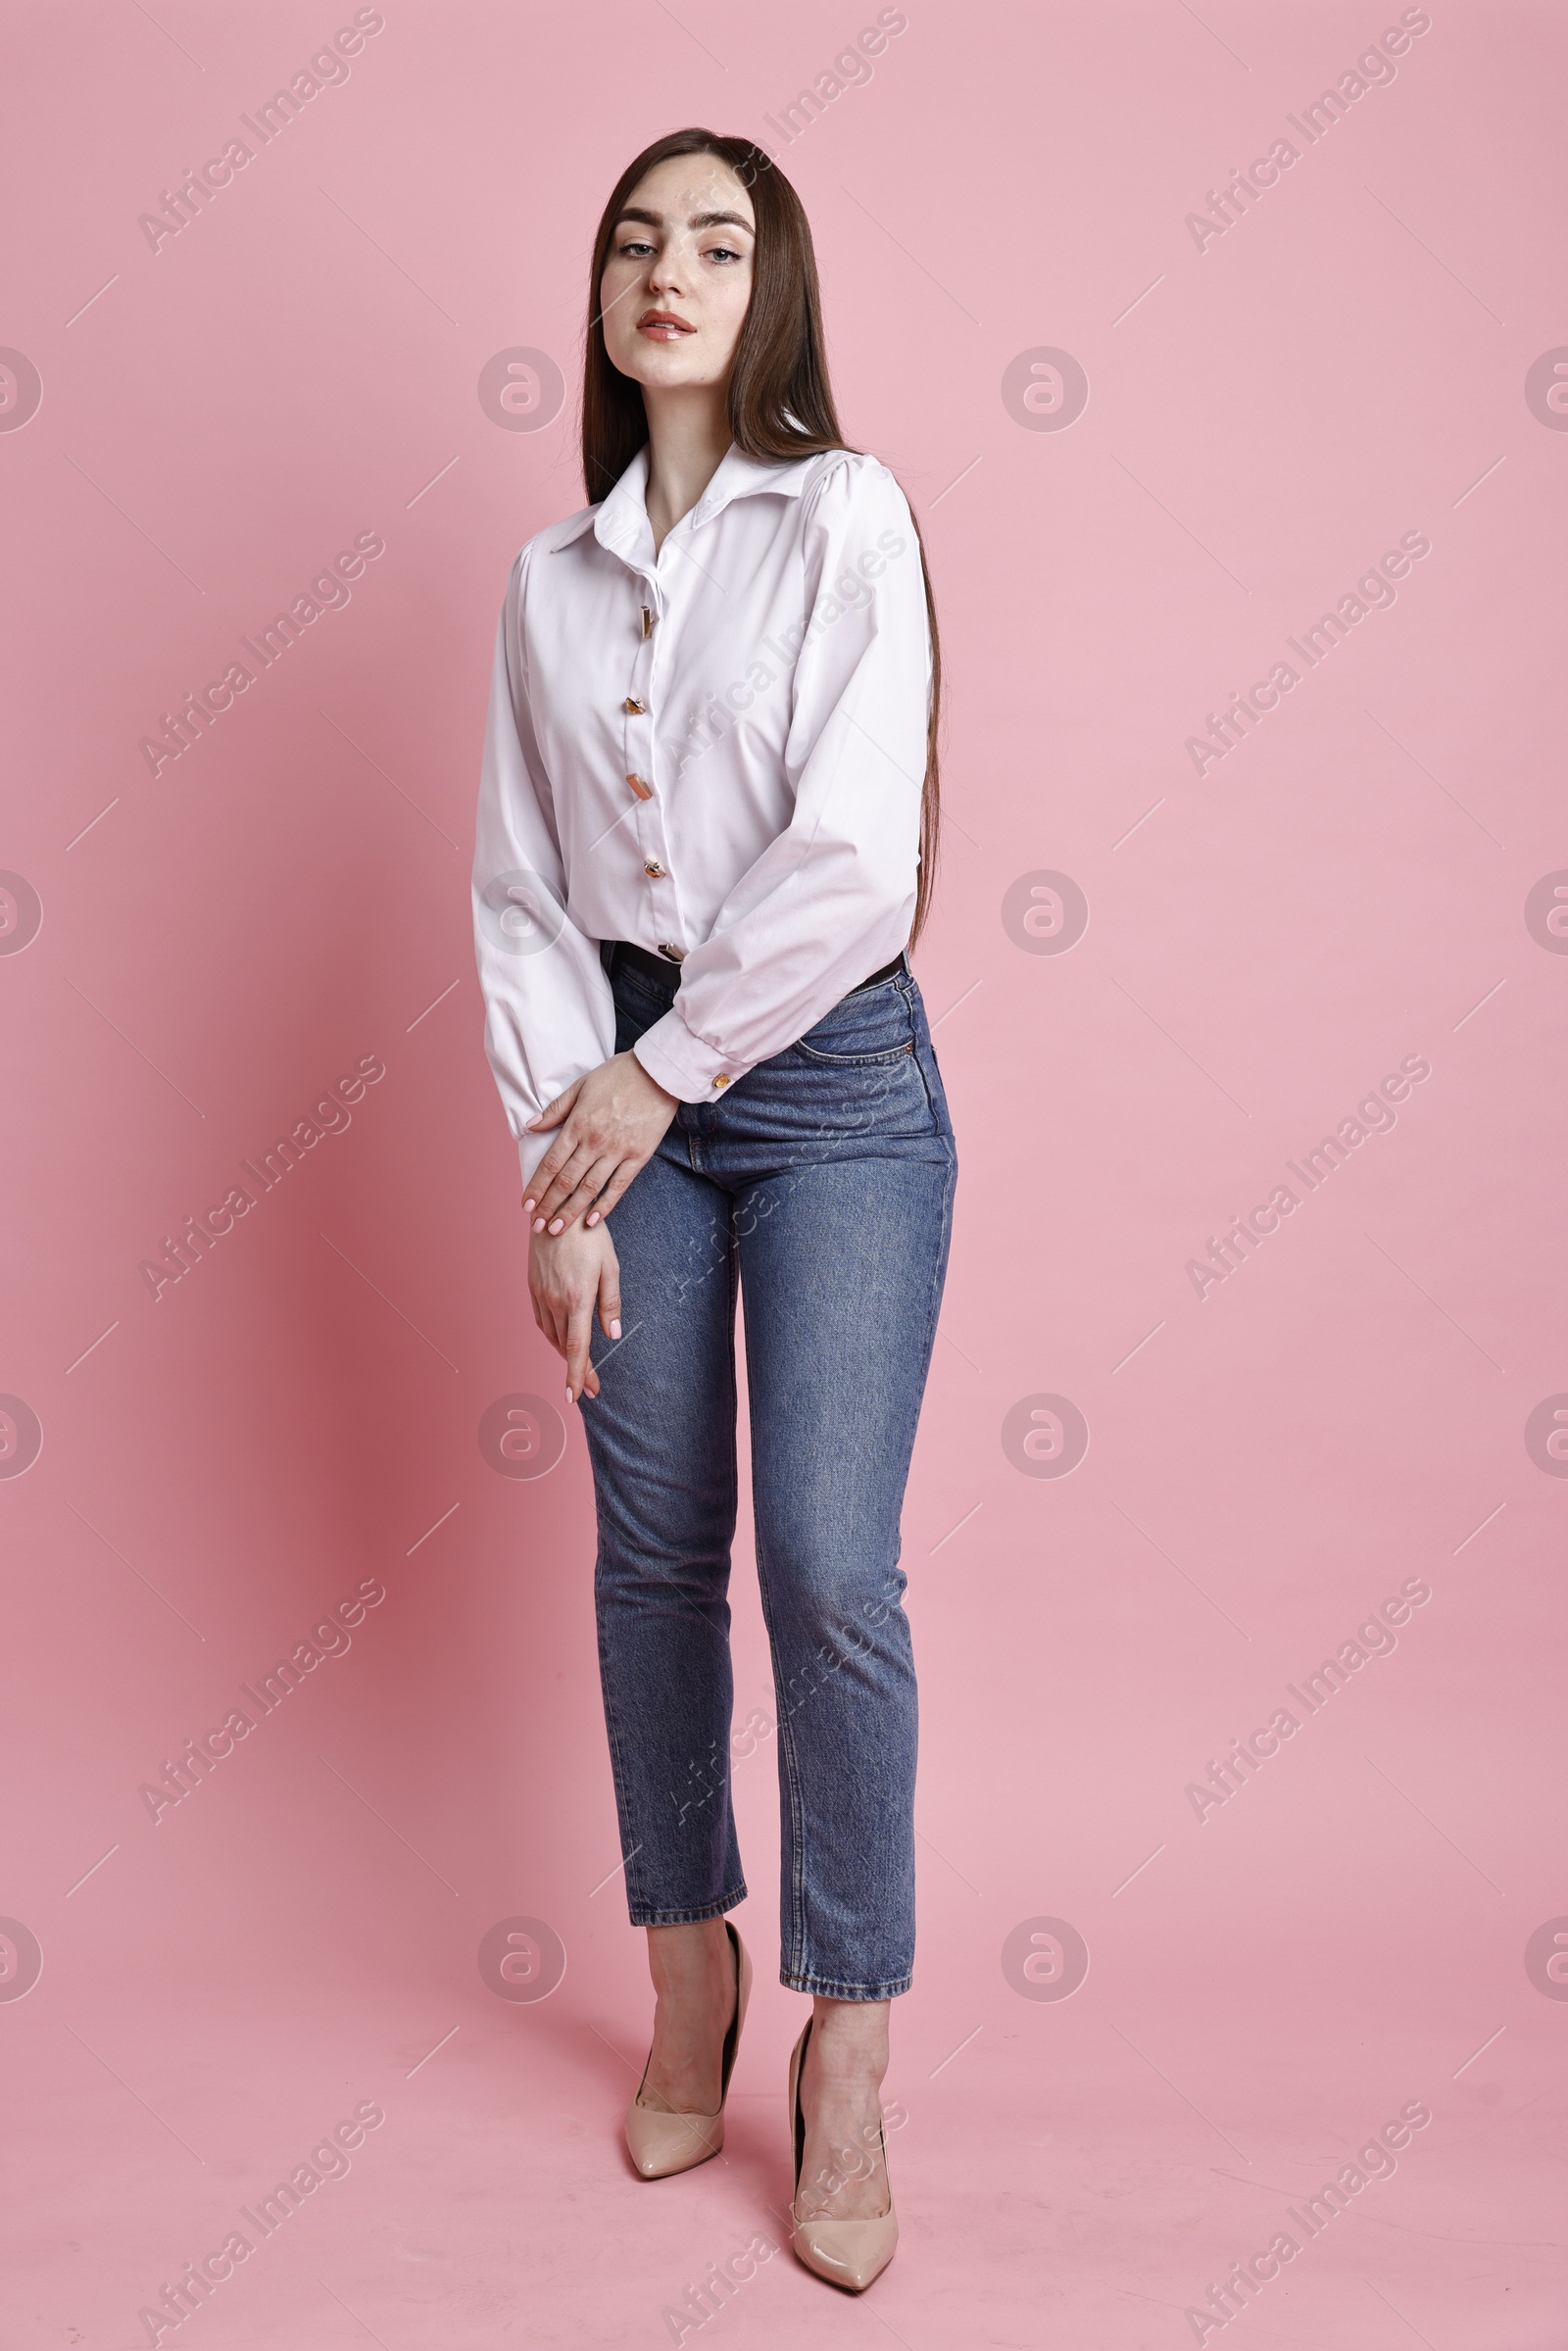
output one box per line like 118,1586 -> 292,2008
472,127 -> 956,2292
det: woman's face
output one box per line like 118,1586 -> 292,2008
599,153 -> 756,395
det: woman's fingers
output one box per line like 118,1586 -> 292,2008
530,1139 -> 598,1227
524,1139 -> 577,1218
546,1153 -> 621,1237
528,1220 -> 618,1399
530,1287 -> 560,1356
525,1078 -> 580,1139
597,1254 -> 623,1342
582,1157 -> 645,1228
575,1153 -> 618,1222
564,1293 -> 595,1403
521,1096 -> 586,1212
526,1058 -> 678,1222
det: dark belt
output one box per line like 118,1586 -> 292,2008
606,941 -> 906,994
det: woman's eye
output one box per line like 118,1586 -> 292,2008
707,244 -> 743,264
618,238 -> 655,258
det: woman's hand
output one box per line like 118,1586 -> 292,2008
528,1218 -> 622,1404
524,1052 -> 678,1236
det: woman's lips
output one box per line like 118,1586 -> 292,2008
637,314 -> 695,339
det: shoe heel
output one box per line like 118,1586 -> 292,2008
787,2014 -> 900,2292
623,1921 -> 749,2181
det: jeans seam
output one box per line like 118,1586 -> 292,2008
595,1556 -> 652,1920
781,1969 -> 913,2000
795,1045 -> 919,1067
628,1887 -> 749,1929
924,1142 -> 958,1359
752,1514 -> 812,1986
907,1006 -> 947,1139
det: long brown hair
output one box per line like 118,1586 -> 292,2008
581,127 -> 942,948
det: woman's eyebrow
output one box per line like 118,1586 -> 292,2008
612,206 -> 755,233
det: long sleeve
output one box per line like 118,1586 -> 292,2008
471,544 -> 616,1189
629,455 -> 932,1102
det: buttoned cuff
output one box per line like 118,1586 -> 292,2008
631,1007 -> 743,1103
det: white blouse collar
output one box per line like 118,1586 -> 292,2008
549,441 -> 829,563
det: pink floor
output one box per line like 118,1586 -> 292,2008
9,1961 -> 1560,2347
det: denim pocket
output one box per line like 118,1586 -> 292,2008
794,978 -> 917,1066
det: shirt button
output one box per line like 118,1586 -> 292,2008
626,773 -> 653,801
657,943 -> 685,962
622,697 -> 648,714
713,1075 -> 730,1090
639,606 -> 655,638
643,860 -> 665,878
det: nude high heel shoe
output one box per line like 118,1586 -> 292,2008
787,2017 -> 899,2292
623,1920 -> 751,2180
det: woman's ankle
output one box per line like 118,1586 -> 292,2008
808,1994 -> 890,2080
646,1915 -> 730,1991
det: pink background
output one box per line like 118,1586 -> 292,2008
3,3 -> 1564,2343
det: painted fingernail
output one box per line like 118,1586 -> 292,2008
532,1217 -> 545,1233
548,1218 -> 564,1235
565,1386 -> 573,1404
523,1198 -> 535,1212
610,1319 -> 622,1340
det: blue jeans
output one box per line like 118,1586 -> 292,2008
582,950 -> 957,1999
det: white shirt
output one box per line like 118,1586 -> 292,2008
471,442 -> 932,1188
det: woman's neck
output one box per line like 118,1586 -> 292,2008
642,383 -> 732,555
